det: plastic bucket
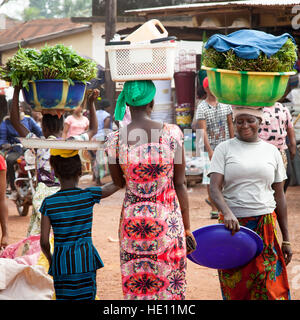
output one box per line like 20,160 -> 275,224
153,80 -> 172,104
124,19 -> 168,42
174,71 -> 196,106
22,79 -> 86,111
202,66 -> 296,107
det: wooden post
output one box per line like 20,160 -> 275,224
105,0 -> 117,112
92,0 -> 102,16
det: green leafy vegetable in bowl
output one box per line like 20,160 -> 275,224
202,38 -> 297,72
0,44 -> 98,89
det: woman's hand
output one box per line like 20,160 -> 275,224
185,229 -> 197,255
88,89 -> 100,105
281,243 -> 293,266
0,234 -> 9,252
223,211 -> 240,235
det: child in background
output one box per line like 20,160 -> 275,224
10,87 -> 99,237
40,148 -> 119,300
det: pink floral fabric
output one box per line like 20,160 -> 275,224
105,123 -> 187,300
258,102 -> 293,151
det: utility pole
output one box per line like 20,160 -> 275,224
105,0 -> 117,110
72,0 -> 117,109
92,0 -> 102,15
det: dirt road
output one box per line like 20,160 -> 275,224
5,175 -> 300,300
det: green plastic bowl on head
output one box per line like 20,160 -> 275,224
201,66 -> 296,107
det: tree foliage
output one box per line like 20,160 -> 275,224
22,0 -> 92,21
117,0 -> 192,15
96,0 -> 195,15
21,0 -> 200,20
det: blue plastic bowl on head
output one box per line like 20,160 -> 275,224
187,224 -> 263,269
22,79 -> 87,111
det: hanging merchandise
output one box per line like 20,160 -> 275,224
150,80 -> 174,124
174,49 -> 197,126
151,102 -> 174,124
153,80 -> 172,104
174,71 -> 196,107
175,103 -> 192,129
174,49 -> 197,73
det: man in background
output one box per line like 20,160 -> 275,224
0,100 -> 42,199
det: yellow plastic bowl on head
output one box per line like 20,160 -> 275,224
202,66 -> 296,107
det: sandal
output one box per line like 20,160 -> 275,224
205,198 -> 212,206
210,211 -> 219,219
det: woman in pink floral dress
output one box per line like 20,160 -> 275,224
105,80 -> 196,300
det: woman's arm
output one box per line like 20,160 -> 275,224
0,170 -> 8,248
62,122 -> 70,139
287,126 -> 296,160
107,162 -> 126,189
10,87 -> 30,137
40,215 -> 52,266
197,119 -> 214,160
102,116 -> 112,138
104,116 -> 111,129
209,172 -> 240,234
174,146 -> 196,254
106,130 -> 126,188
272,181 -> 292,265
85,89 -> 99,139
100,181 -> 120,198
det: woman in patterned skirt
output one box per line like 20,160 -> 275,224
209,106 -> 293,300
105,80 -> 196,300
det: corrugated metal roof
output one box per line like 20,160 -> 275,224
0,18 -> 90,51
126,0 -> 300,15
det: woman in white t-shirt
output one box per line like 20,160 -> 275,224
208,106 -> 292,300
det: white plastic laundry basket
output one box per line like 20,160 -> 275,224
105,38 -> 177,82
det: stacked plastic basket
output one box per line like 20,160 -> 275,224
105,20 -> 177,82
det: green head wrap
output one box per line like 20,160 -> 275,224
114,80 -> 156,121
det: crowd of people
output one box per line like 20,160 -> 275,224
0,75 -> 297,300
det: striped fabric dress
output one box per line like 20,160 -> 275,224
40,187 -> 104,300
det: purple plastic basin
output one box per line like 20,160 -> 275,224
187,224 -> 263,269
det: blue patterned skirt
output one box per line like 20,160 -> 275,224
53,271 -> 97,300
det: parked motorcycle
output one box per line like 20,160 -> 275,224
14,148 -> 36,216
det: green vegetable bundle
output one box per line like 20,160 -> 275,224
202,38 -> 297,72
0,44 -> 98,89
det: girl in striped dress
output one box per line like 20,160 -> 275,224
40,148 -> 119,300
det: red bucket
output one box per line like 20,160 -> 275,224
174,71 -> 196,106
